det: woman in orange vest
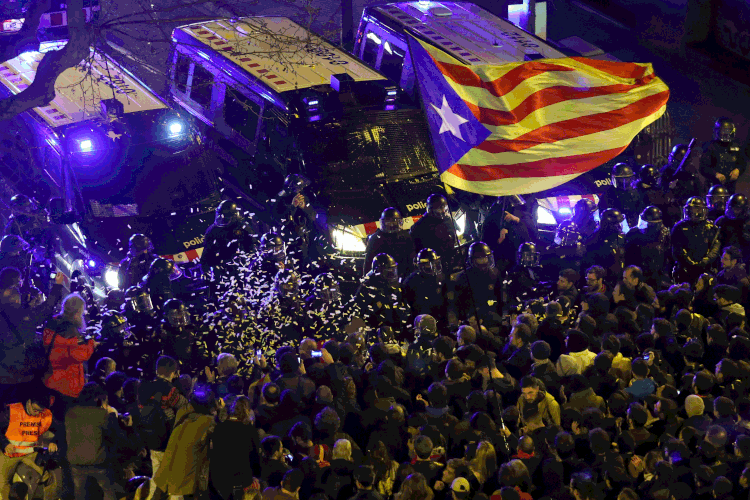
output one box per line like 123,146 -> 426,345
0,392 -> 60,500
43,293 -> 98,419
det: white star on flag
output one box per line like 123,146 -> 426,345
430,95 -> 469,141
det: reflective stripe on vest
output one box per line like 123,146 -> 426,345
5,402 -> 53,457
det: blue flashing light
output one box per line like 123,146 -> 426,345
385,104 -> 396,110
306,100 -> 319,106
87,259 -> 96,268
558,207 -> 572,216
387,90 -> 398,96
309,114 -> 322,122
168,121 -> 183,135
79,139 -> 93,152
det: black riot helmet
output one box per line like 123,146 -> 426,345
726,194 -> 749,220
372,253 -> 399,284
714,117 -> 736,143
163,298 -> 190,327
215,200 -> 242,227
612,163 -> 635,190
149,257 -> 182,281
313,273 -> 341,302
129,234 -> 153,255
280,174 -> 311,196
100,310 -> 129,340
517,242 -> 540,267
683,197 -> 708,222
638,164 -> 659,186
0,234 -> 29,254
261,233 -> 286,262
600,209 -> 625,234
468,242 -> 495,271
9,194 -> 34,214
414,248 -> 443,276
426,194 -> 450,220
637,205 -> 664,232
124,286 -> 153,313
379,207 -> 404,233
668,144 -> 689,166
572,198 -> 596,224
274,268 -> 300,298
707,185 -> 730,213
554,220 -> 581,247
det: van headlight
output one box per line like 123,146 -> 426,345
331,227 -> 366,253
455,211 -> 467,235
104,266 -> 120,289
536,206 -> 557,225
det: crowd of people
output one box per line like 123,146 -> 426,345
0,117 -> 749,500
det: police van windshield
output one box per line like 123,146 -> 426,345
65,109 -> 219,218
298,108 -> 437,185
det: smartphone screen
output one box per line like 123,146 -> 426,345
256,349 -> 262,358
311,350 -> 322,357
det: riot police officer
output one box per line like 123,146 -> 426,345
4,194 -> 50,244
505,242 -> 544,309
543,219 -> 584,278
699,118 -> 748,193
624,206 -> 671,287
402,248 -> 448,326
159,299 -> 205,375
274,174 -> 329,264
250,233 -> 288,292
304,273 -> 346,340
597,163 -> 644,230
143,258 -> 181,312
352,253 -> 409,332
93,310 -> 140,377
202,200 -> 256,293
410,194 -> 459,273
707,185 -> 730,222
118,234 -> 157,290
716,194 -> 750,259
0,235 -> 30,273
664,141 -> 703,228
447,242 -> 503,332
121,286 -> 159,372
259,268 -> 307,345
635,164 -> 670,215
570,198 -> 598,241
671,197 -> 721,284
660,144 -> 689,190
481,196 -> 532,274
363,207 -> 416,278
582,209 -> 626,284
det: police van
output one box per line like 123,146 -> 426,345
168,17 -> 453,258
352,1 -> 672,235
0,40 -> 221,295
1,0 -> 100,38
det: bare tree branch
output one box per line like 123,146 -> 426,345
0,0 -> 93,121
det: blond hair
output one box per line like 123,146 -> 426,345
332,439 -> 352,461
469,441 -> 496,484
59,293 -> 86,331
216,352 -> 239,377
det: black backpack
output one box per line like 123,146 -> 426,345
137,393 -> 172,451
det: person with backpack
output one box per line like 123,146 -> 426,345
136,356 -> 188,477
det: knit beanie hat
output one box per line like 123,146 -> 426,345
566,330 -> 589,353
685,394 -> 705,417
531,341 -> 551,361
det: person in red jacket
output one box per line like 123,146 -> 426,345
42,293 -> 98,419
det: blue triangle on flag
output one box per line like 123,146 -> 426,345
407,36 -> 492,175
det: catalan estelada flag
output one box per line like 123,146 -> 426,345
407,36 -> 670,196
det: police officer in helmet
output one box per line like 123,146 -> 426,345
202,200 -> 256,295
118,234 -> 157,290
582,209 -> 626,284
410,194 -> 459,273
0,235 -> 30,274
447,242 -> 503,333
671,197 -> 721,284
571,198 -> 598,240
716,193 -> 750,260
352,253 -> 409,331
363,207 -> 416,278
660,144 -> 689,189
598,163 -> 644,230
158,298 -> 205,375
402,248 -> 448,326
481,195 -> 532,274
707,185 -> 730,222
143,258 -> 181,312
635,164 -> 670,216
625,205 -> 671,287
543,219 -> 584,279
699,118 -> 747,193
93,310 -> 138,377
304,273 -> 345,340
250,232 -> 288,288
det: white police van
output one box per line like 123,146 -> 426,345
0,40 -> 221,295
168,17 -> 460,258
352,1 -> 671,234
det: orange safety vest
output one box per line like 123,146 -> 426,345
4,403 -> 53,458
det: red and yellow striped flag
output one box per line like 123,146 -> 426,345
408,36 -> 670,196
